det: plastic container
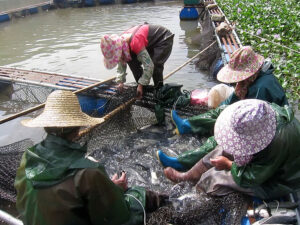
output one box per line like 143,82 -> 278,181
122,0 -> 137,4
180,7 -> 199,20
84,0 -> 96,6
184,0 -> 200,5
190,89 -> 209,106
28,7 -> 38,14
0,14 -> 10,23
77,95 -> 107,117
99,0 -> 115,4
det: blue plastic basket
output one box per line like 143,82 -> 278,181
77,95 -> 107,117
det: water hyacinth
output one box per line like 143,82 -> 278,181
274,34 -> 280,39
216,0 -> 300,108
256,29 -> 262,35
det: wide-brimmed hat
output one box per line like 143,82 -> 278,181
214,99 -> 276,159
21,90 -> 104,127
217,46 -> 265,83
100,34 -> 123,69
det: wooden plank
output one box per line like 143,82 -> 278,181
226,35 -> 235,53
230,33 -> 239,49
221,37 -> 231,57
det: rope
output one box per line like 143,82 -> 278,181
163,41 -> 217,80
124,193 -> 146,225
237,28 -> 300,54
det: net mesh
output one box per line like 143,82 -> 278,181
0,82 -> 249,224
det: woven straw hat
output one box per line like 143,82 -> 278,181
21,90 -> 104,127
100,34 -> 123,69
214,99 -> 276,159
217,46 -> 265,83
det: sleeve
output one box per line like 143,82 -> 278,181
136,49 -> 154,85
116,62 -> 127,83
75,168 -> 131,225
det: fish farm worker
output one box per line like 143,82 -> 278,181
14,90 -> 168,225
165,99 -> 300,200
101,24 -> 174,99
157,46 -> 288,171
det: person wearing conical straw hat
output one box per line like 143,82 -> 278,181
101,24 -> 174,99
15,90 -> 168,225
156,46 -> 289,172
166,99 -> 300,199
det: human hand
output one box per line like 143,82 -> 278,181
111,172 -> 128,191
136,84 -> 143,99
210,156 -> 232,170
117,83 -> 124,93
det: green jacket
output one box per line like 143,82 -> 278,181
232,104 -> 300,199
177,67 -> 289,170
14,135 -> 146,225
188,67 -> 288,136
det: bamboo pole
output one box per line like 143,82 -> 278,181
75,98 -> 137,139
0,77 -> 116,125
0,210 -> 23,225
163,41 -> 216,80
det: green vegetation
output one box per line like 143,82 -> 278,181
216,0 -> 300,108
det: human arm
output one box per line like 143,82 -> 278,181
136,49 -> 154,86
116,62 -> 127,85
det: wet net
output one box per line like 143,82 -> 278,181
0,82 -> 250,224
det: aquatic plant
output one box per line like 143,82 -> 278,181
216,0 -> 300,108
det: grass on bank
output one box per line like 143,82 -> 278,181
216,0 -> 300,108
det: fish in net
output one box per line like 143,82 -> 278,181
0,82 -> 249,224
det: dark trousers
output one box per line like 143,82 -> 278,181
127,35 -> 174,88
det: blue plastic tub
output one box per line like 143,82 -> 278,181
0,14 -> 10,23
28,7 -> 38,14
122,0 -> 137,4
99,0 -> 115,4
179,7 -> 199,20
84,0 -> 96,6
77,95 -> 107,117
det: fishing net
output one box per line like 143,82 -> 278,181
0,82 -> 249,224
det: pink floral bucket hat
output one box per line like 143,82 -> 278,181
217,46 -> 265,83
100,34 -> 123,69
214,99 -> 276,166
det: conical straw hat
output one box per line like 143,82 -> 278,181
21,90 -> 104,127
